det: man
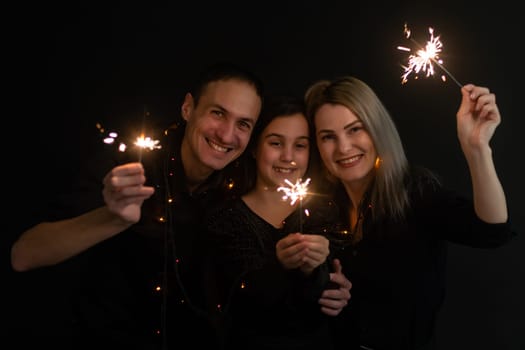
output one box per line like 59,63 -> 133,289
11,62 -> 351,349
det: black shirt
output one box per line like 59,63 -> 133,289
327,166 -> 516,350
205,194 -> 339,350
47,124 -> 230,349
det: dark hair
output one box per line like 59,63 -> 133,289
249,94 -> 306,152
226,94 -> 312,196
190,62 -> 265,106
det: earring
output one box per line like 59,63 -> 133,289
374,157 -> 382,169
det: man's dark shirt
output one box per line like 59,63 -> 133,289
41,124 -> 228,349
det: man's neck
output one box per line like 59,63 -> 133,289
180,140 -> 214,192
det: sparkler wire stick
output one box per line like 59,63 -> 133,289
277,178 -> 311,233
410,37 -> 463,88
137,106 -> 147,163
430,57 -> 463,88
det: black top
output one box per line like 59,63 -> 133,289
205,194 -> 339,350
327,166 -> 517,350
45,124 -> 230,349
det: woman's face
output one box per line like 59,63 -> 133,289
314,104 -> 377,189
255,113 -> 310,189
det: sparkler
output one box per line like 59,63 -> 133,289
96,122 -> 162,159
277,177 -> 311,233
397,23 -> 462,88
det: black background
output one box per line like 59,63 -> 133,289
4,2 -> 524,349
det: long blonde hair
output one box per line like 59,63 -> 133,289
305,76 -> 410,220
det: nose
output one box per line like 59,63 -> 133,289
216,120 -> 236,144
280,145 -> 294,163
337,138 -> 352,154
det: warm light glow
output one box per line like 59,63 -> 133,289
374,157 -> 382,168
133,134 -> 162,151
278,178 -> 311,233
398,23 -> 462,87
96,123 -> 162,153
277,178 -> 311,206
399,24 -> 442,84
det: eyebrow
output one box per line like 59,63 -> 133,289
265,133 -> 309,140
210,103 -> 257,125
317,120 -> 361,134
344,120 -> 362,130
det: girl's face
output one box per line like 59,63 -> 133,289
314,104 -> 377,189
255,114 -> 310,189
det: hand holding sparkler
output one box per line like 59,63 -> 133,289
102,162 -> 155,224
457,84 -> 501,152
276,177 -> 331,275
276,232 -> 330,276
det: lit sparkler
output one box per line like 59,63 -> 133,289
277,178 -> 311,205
96,123 -> 162,159
133,134 -> 162,151
277,177 -> 311,233
397,23 -> 462,88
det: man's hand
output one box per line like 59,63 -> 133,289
319,258 -> 351,316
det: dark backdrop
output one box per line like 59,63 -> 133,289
4,2 -> 524,349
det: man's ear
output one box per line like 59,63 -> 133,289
181,93 -> 194,121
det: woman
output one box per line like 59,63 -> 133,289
205,95 -> 350,350
304,76 -> 515,350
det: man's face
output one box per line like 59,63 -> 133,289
181,79 -> 262,180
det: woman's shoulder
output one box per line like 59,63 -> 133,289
405,164 -> 443,195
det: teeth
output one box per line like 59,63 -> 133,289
274,167 -> 294,173
339,155 -> 360,165
208,140 -> 229,153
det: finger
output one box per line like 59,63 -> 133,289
319,305 -> 342,316
318,295 -> 349,316
112,162 -> 145,176
276,233 -> 303,250
331,258 -> 342,273
322,287 -> 351,301
277,241 -> 307,261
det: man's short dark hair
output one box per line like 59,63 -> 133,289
190,62 -> 265,106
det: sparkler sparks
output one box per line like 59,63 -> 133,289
96,123 -> 162,156
277,178 -> 311,206
277,177 -> 311,233
133,134 -> 162,151
397,23 -> 462,87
